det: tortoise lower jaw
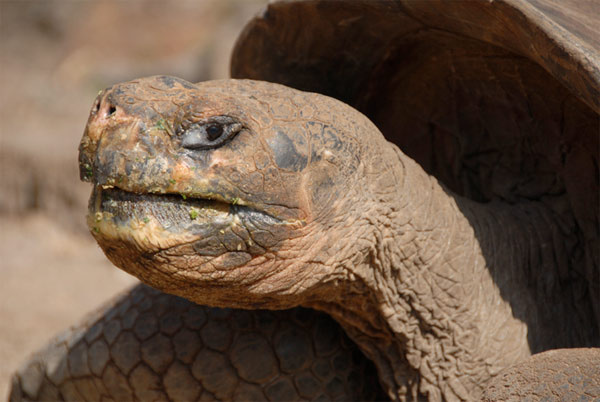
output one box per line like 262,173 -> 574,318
86,186 -> 293,254
90,186 -> 232,230
87,186 -> 243,251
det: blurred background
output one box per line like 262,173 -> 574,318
0,0 -> 265,397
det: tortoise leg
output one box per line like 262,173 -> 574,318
481,348 -> 600,401
9,284 -> 383,401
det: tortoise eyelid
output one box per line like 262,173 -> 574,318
178,116 -> 243,150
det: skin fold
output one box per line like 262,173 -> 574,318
70,75 -> 597,400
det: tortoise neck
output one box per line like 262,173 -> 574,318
313,146 -> 545,400
310,143 -> 591,400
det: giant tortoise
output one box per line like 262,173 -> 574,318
10,0 -> 599,401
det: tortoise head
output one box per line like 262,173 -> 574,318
79,75 -> 389,308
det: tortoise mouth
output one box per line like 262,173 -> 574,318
87,184 -> 297,258
86,186 -> 285,253
90,186 -> 234,231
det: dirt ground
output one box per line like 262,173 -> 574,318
0,1 -> 265,398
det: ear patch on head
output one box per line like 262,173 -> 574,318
267,130 -> 308,172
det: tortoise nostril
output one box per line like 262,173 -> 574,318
107,105 -> 117,117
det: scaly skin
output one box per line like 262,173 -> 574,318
482,348 -> 600,401
10,284 -> 382,401
72,76 -> 598,400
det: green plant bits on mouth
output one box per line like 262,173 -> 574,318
189,208 -> 199,220
169,178 -> 177,185
143,217 -> 150,224
155,118 -> 167,131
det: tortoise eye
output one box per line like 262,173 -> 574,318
179,116 -> 242,150
206,124 -> 223,141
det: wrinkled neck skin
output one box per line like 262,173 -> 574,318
305,143 -> 579,401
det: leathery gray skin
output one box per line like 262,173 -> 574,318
22,75 -> 598,400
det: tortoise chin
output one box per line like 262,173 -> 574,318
86,185 -> 309,309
